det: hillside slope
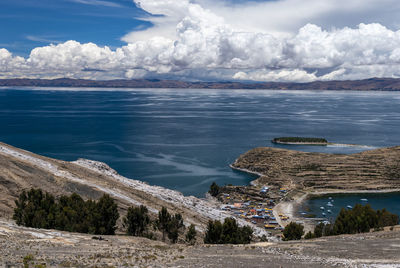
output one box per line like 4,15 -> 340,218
0,142 -> 267,236
232,146 -> 400,191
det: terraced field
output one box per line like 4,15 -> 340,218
232,146 -> 400,191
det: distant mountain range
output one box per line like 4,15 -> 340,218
1,77 -> 400,90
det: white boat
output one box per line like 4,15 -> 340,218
327,202 -> 333,207
320,206 -> 325,210
322,212 -> 326,216
360,198 -> 368,202
327,210 -> 332,213
346,205 -> 353,209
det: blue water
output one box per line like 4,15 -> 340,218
1,88 -> 400,199
301,192 -> 400,219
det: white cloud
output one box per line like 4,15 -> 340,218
3,0 -> 400,82
68,0 -> 123,8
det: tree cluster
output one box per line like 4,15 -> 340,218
13,188 -> 119,235
155,207 -> 185,243
13,189 -> 198,244
123,206 -> 189,244
204,218 -> 253,244
305,204 -> 399,239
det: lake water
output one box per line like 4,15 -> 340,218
1,88 -> 400,205
300,192 -> 400,220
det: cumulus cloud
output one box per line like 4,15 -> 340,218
3,0 -> 400,82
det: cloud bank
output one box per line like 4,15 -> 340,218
2,0 -> 400,82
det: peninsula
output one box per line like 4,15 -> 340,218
231,146 -> 400,192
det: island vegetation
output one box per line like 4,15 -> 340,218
272,137 -> 328,144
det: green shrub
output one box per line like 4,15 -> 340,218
155,207 -> 185,243
185,224 -> 197,244
283,222 -> 304,241
167,213 -> 184,243
204,218 -> 253,244
156,207 -> 171,242
123,205 -> 150,236
304,231 -> 315,239
209,182 -> 220,197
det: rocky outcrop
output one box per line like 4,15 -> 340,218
232,146 -> 400,191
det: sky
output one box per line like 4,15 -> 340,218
2,0 -> 400,82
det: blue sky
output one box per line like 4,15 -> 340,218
1,0 -> 400,82
0,0 -> 150,56
0,0 -> 269,56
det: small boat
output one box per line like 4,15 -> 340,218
328,197 -> 333,200
322,212 -> 326,216
327,210 -> 332,213
346,205 -> 353,209
320,206 -> 325,210
360,198 -> 368,202
327,202 -> 334,207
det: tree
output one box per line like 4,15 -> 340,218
314,222 -> 324,238
156,207 -> 171,242
204,218 -> 253,244
237,225 -> 253,244
209,182 -> 220,197
377,208 -> 399,228
95,194 -> 119,235
123,205 -> 150,236
204,220 -> 223,244
167,213 -> 185,243
283,222 -> 304,241
304,231 -> 315,239
186,224 -> 197,244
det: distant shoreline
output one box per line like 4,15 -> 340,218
2,77 -> 400,90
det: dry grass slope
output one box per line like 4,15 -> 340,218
232,146 -> 400,192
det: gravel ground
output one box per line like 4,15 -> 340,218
174,227 -> 400,268
1,219 -> 400,267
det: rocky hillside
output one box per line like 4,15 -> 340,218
0,142 -> 268,237
232,146 -> 400,192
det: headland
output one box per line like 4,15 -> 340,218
229,146 -> 400,230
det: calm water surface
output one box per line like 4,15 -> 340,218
300,192 -> 400,220
1,88 -> 400,205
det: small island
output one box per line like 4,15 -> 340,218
272,137 -> 328,145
